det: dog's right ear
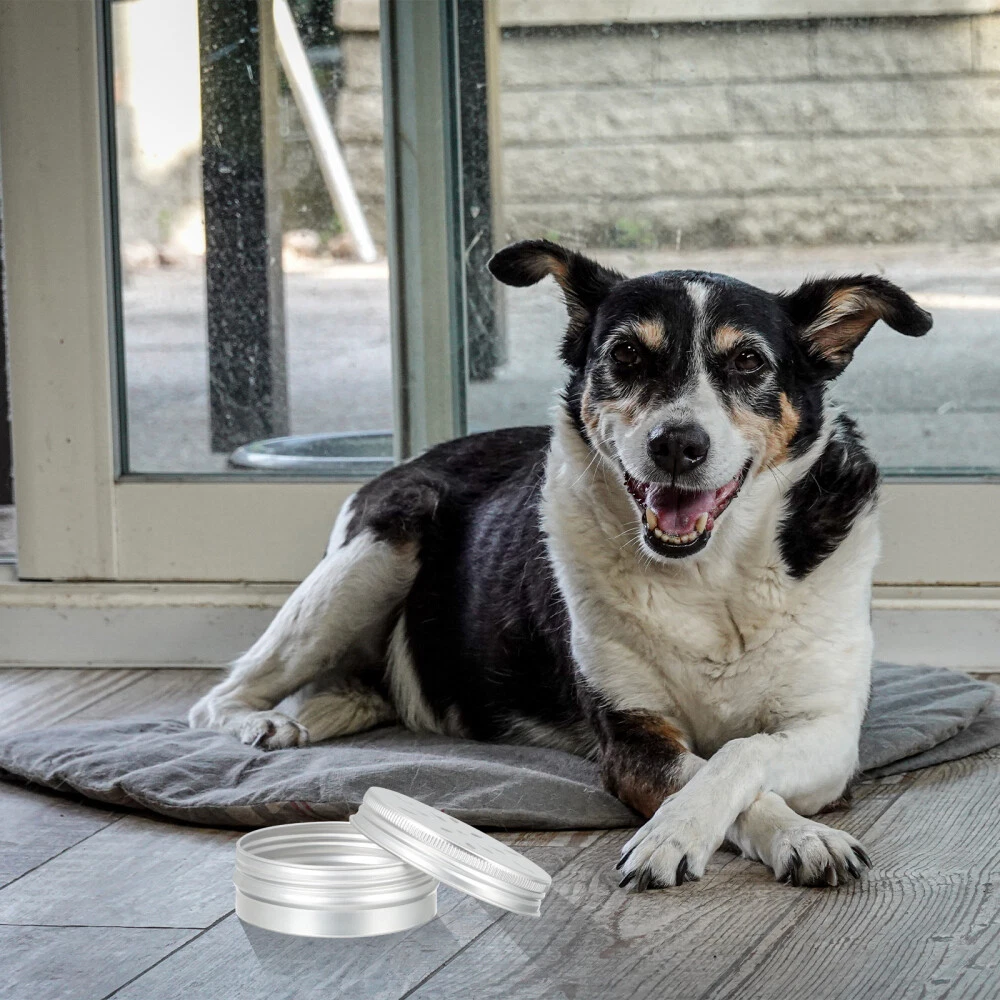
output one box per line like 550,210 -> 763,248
488,239 -> 625,367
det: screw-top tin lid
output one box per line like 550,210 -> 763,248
350,787 -> 552,916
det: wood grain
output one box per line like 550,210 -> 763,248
64,668 -> 222,723
0,782 -> 120,889
0,924 -> 195,1000
0,668 -> 150,736
0,667 -> 222,735
106,840 -> 600,999
0,814 -> 239,928
107,890 -> 498,1000
703,749 -> 1000,1000
400,776 -> 917,999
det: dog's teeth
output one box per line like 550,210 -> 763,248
695,512 -> 709,534
654,527 -> 664,539
645,507 -> 657,530
682,532 -> 695,543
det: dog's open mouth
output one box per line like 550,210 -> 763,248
624,461 -> 751,558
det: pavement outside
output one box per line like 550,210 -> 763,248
122,243 -> 1000,476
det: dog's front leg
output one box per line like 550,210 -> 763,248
595,706 -> 706,821
726,791 -> 871,887
616,716 -> 861,889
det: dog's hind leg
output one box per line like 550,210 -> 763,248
189,508 -> 418,750
284,682 -> 398,744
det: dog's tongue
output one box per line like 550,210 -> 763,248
646,485 -> 715,534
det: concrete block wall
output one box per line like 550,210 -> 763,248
336,13 -> 1000,249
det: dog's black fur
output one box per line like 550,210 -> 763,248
191,239 -> 932,889
345,426 -> 587,747
338,243 -> 930,747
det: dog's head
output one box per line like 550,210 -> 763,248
489,239 -> 932,562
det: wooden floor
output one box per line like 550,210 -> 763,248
1,667 -> 999,1000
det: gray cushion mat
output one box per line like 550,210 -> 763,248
0,663 -> 997,830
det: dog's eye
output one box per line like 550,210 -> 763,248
612,342 -> 640,366
733,348 -> 765,373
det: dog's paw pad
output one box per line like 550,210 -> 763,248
772,824 -> 869,888
240,712 -> 309,750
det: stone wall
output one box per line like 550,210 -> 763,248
336,12 -> 1000,249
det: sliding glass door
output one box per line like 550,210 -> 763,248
1,0 -> 996,584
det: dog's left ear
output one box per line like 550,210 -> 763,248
488,239 -> 624,367
779,275 -> 932,375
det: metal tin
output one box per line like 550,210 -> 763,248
234,822 -> 437,938
350,787 -> 552,916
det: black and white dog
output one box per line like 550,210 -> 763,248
190,240 -> 931,890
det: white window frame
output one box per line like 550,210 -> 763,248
0,0 -> 464,583
1,0 -> 998,587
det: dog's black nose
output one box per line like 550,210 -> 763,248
647,423 -> 710,476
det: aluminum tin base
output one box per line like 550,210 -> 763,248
234,822 -> 439,939
235,886 -> 438,939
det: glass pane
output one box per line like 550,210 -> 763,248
111,0 -> 391,475
459,12 -> 1000,476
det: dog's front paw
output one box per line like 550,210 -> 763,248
616,802 -> 722,891
770,823 -> 871,887
239,711 -> 309,750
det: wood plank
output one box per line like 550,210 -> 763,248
0,814 -> 239,928
64,668 -> 222,723
703,749 -> 1000,1000
107,890 -> 497,1000
6,665 -> 997,1000
399,776 -> 915,1000
0,782 -> 120,889
104,836 -> 602,999
0,924 -> 196,1000
0,668 -> 151,736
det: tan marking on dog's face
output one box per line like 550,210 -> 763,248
634,318 -> 666,351
594,399 -> 643,430
712,323 -> 746,355
731,391 -> 801,471
581,374 -> 643,434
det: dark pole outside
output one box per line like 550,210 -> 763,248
199,0 -> 288,453
457,0 -> 505,381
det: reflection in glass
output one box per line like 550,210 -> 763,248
456,15 -> 1000,476
112,0 -> 391,474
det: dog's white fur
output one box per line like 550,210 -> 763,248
545,406 -> 874,884
191,404 -> 873,885
191,278 -> 876,887
189,517 -> 414,746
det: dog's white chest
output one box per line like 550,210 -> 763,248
633,575 -> 784,666
542,415 -> 876,752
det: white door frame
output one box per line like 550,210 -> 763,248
0,0 -> 462,582
0,1 -> 358,581
1,0 -> 998,585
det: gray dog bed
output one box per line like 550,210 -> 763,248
1,663 -> 998,830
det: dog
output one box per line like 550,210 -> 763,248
190,239 -> 932,890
